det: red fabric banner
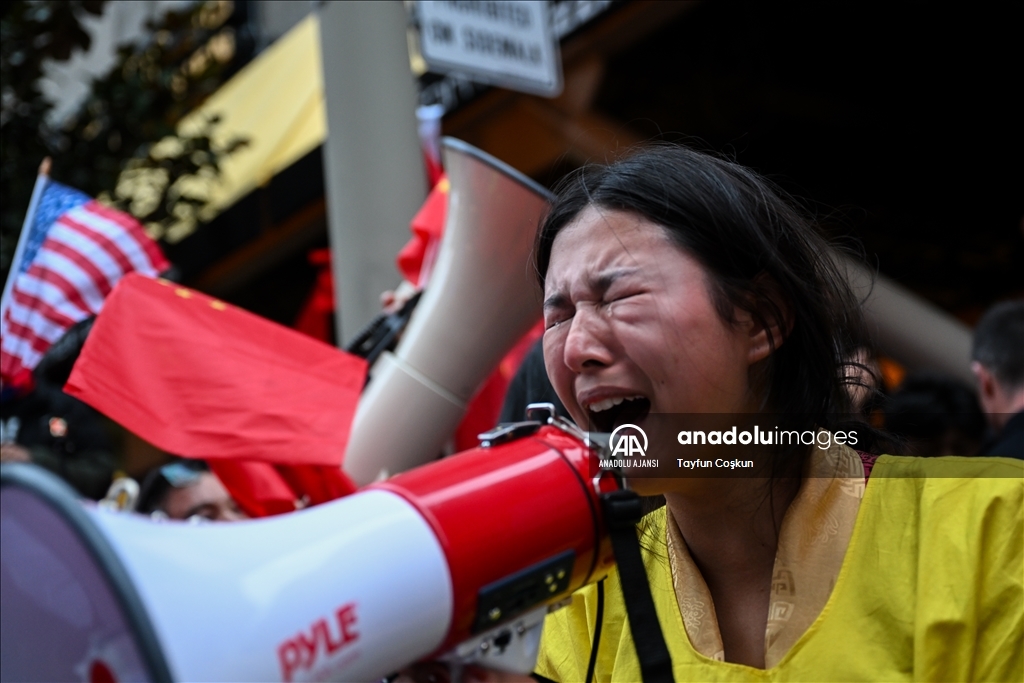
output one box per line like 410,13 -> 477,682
293,248 -> 335,343
275,464 -> 355,507
65,273 -> 367,468
210,460 -> 299,517
396,175 -> 448,286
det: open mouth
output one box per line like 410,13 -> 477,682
586,395 -> 651,433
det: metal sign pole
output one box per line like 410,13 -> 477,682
318,1 -> 428,345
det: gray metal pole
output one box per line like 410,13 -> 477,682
318,1 -> 426,344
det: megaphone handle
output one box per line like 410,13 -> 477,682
345,291 -> 424,364
344,312 -> 389,355
365,292 -> 425,363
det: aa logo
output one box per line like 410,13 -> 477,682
610,424 -> 648,458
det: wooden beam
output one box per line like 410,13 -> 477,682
442,1 -> 698,176
444,58 -> 644,177
560,1 -> 700,64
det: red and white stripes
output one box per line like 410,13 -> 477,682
1,199 -> 168,383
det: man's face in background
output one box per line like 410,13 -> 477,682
161,471 -> 248,522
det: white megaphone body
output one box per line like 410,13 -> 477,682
343,139 -> 554,486
1,412 -> 618,683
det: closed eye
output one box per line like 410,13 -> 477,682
544,311 -> 573,330
543,291 -> 574,330
603,288 -> 647,307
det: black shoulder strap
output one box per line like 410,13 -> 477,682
584,579 -> 604,683
600,490 -> 675,683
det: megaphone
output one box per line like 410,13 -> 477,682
1,411 -> 617,682
343,139 -> 554,486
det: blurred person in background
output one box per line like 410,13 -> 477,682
971,300 -> 1024,458
135,459 -> 248,522
0,379 -> 115,499
883,372 -> 986,457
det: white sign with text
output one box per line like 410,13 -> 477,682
418,0 -> 563,96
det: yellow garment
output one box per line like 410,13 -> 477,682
535,455 -> 1023,682
667,440 -> 865,665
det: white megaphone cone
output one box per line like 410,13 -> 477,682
343,138 -> 554,486
2,415 -> 617,683
1,466 -> 450,683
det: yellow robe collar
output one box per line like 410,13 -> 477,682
666,439 -> 866,667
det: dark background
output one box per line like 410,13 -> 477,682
587,0 -> 1022,320
168,0 -> 1024,327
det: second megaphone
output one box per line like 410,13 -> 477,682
343,138 -> 555,485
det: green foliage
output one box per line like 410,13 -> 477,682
1,0 -> 101,275
1,0 -> 247,283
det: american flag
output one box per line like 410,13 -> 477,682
0,180 -> 169,385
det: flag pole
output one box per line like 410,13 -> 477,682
0,158 -> 51,334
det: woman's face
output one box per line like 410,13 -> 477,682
543,206 -> 769,433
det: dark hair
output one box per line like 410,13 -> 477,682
972,299 -> 1024,391
534,144 -> 870,478
136,458 -> 209,514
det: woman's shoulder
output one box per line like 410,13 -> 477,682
863,454 -> 1021,522
847,454 -> 1022,681
871,453 -> 1024,478
853,454 -> 1022,609
867,454 -> 1022,514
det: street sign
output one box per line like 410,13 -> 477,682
418,1 -> 563,97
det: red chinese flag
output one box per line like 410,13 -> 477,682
396,175 -> 448,285
210,460 -> 300,517
65,274 -> 367,467
275,464 -> 355,507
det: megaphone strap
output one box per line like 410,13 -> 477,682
584,579 -> 605,683
600,490 -> 675,683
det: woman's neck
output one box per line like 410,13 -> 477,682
664,475 -> 801,667
665,476 -> 799,567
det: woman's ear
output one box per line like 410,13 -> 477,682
742,277 -> 793,365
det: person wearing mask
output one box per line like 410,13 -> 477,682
135,459 -> 248,522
